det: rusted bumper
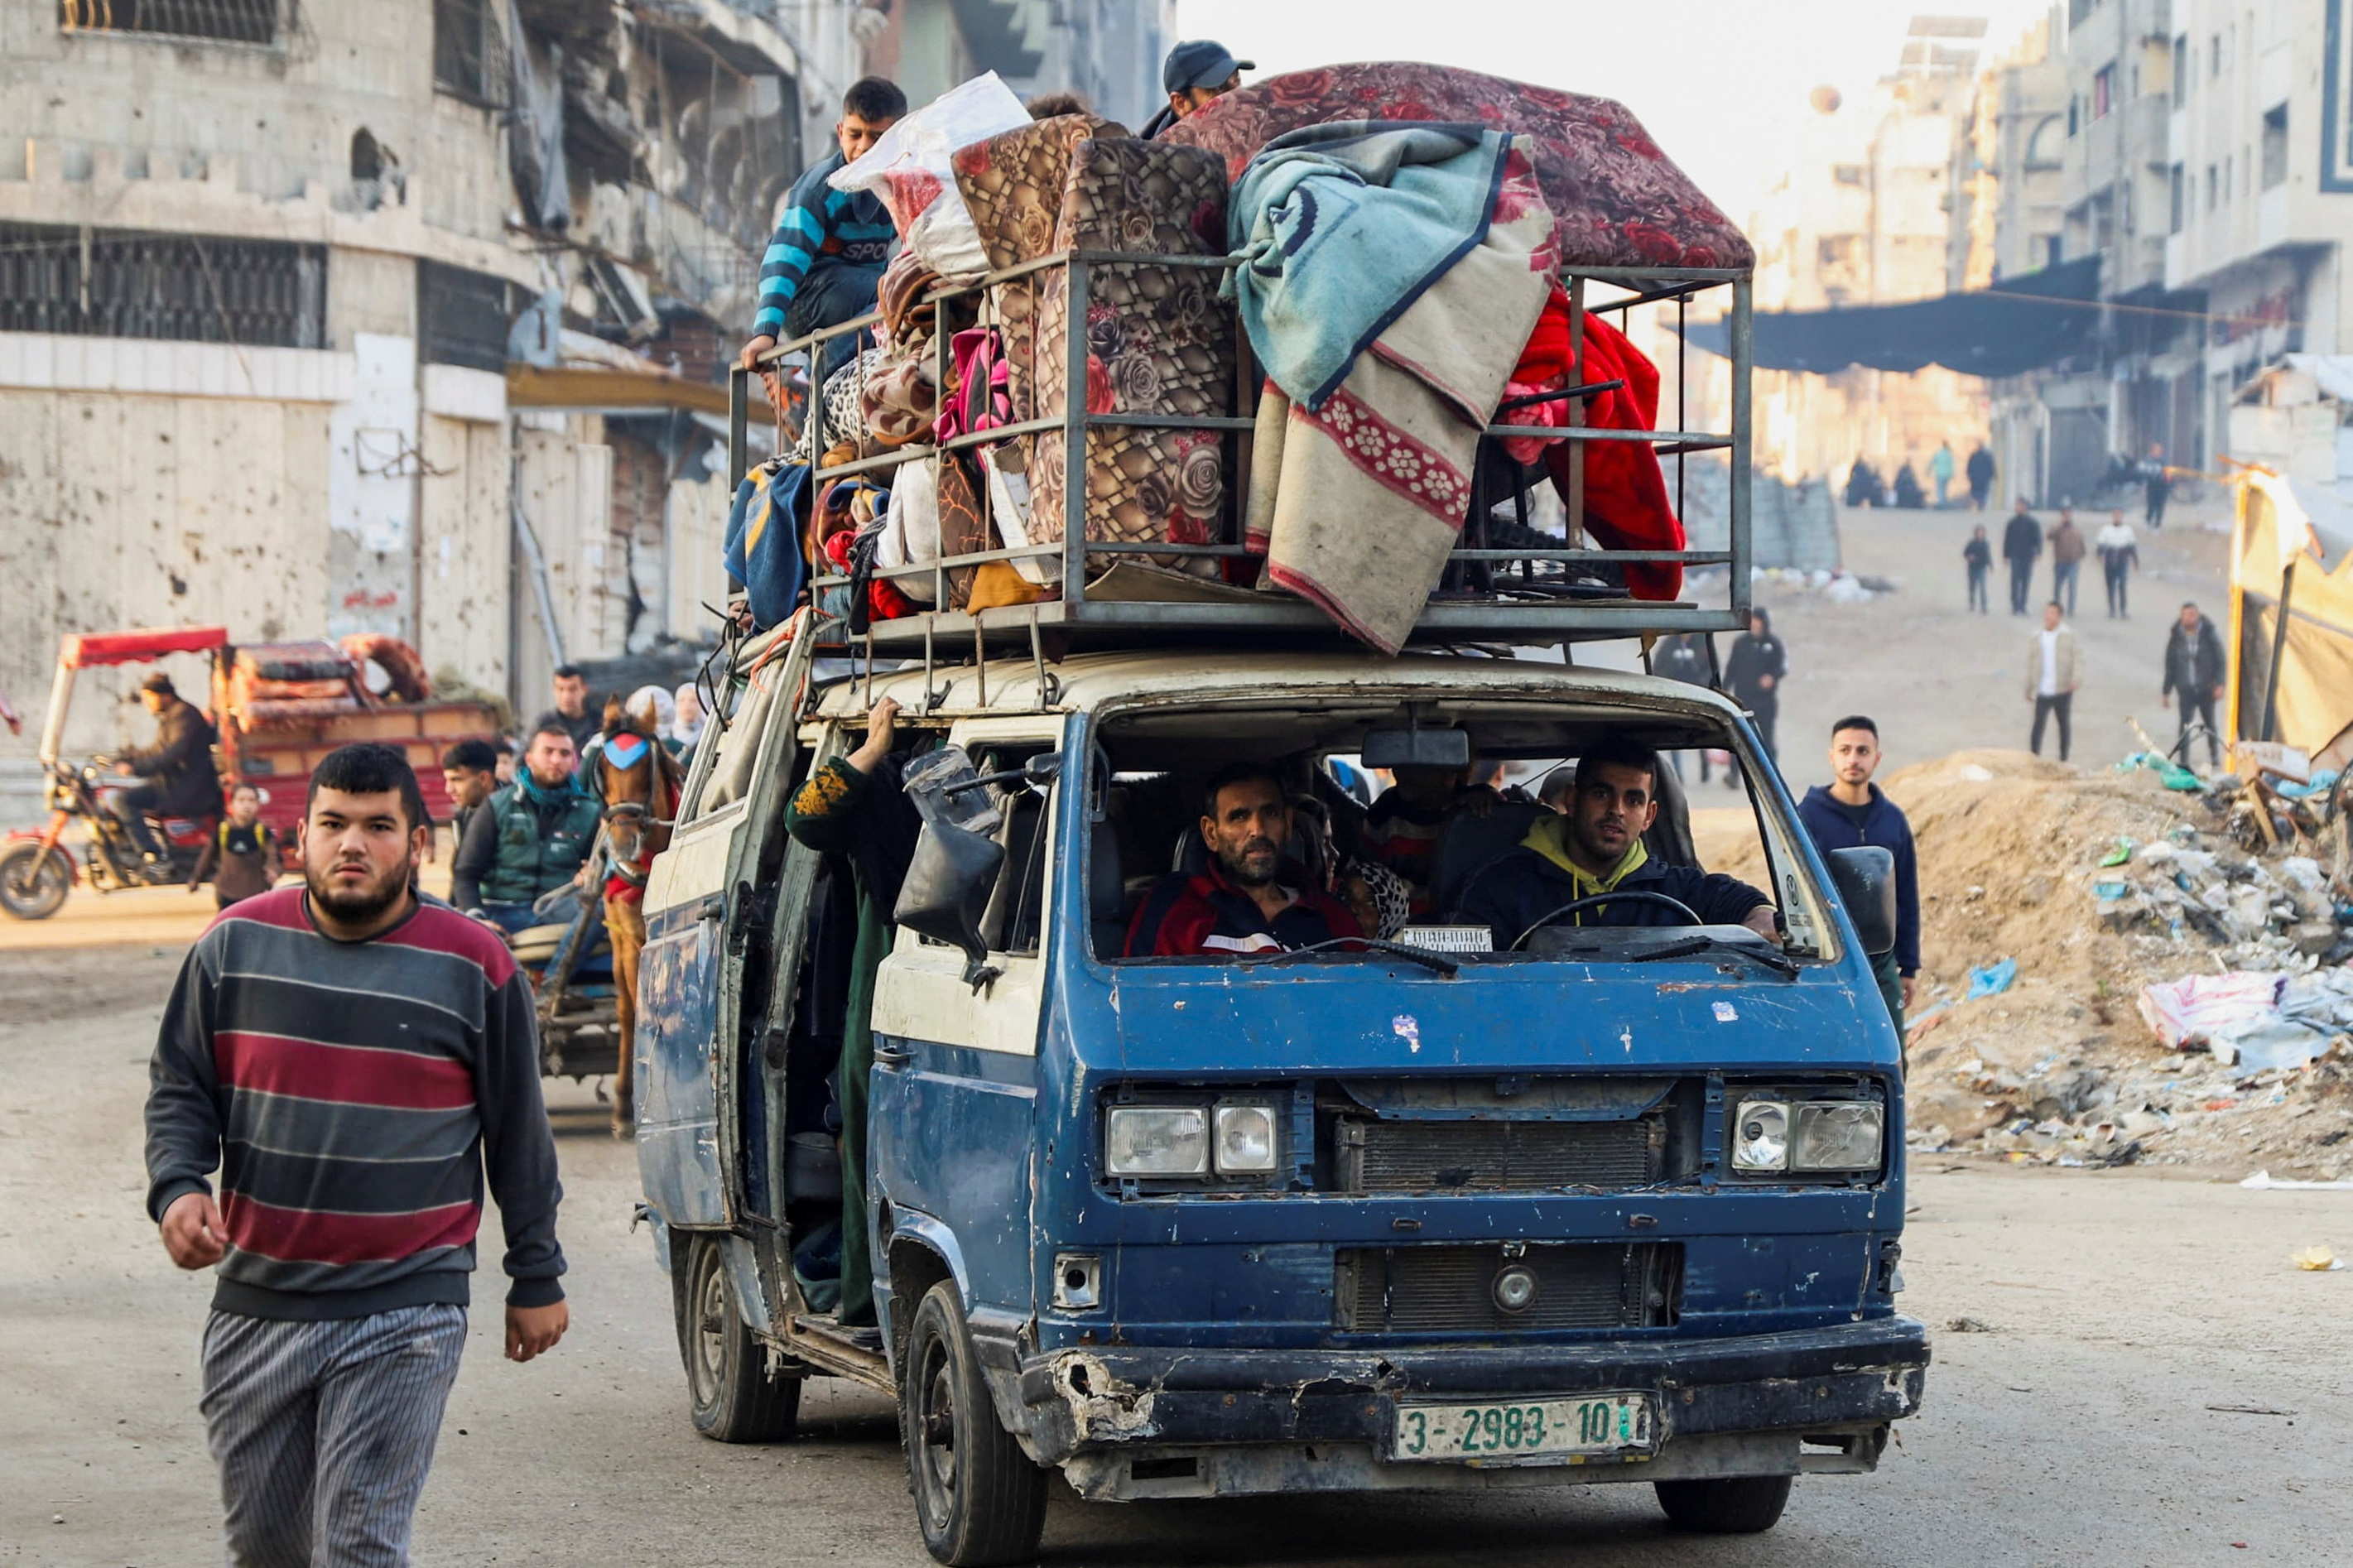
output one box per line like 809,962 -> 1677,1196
980,1317 -> 1928,1483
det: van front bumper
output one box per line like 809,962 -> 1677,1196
979,1317 -> 1928,1491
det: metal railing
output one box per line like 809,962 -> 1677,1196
729,248 -> 1753,652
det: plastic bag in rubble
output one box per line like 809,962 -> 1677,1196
830,73 -> 1029,279
1964,958 -> 2016,1000
2136,969 -> 2287,1061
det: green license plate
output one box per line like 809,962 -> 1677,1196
1390,1395 -> 1654,1465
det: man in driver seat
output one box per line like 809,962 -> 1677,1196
1127,763 -> 1362,956
1458,740 -> 1777,946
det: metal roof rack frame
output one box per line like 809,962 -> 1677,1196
728,248 -> 1751,657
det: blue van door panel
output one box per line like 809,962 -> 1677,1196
870,1037 -> 1038,1318
637,897 -> 729,1227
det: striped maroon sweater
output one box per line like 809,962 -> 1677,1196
145,887 -> 565,1320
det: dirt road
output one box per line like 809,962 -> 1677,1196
6,937 -> 2350,1567
1744,500 -> 2232,781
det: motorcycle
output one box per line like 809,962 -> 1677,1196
0,756 -> 219,920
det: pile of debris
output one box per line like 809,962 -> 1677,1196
1823,750 -> 2353,1177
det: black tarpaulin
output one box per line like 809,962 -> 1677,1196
1683,257 -> 2103,378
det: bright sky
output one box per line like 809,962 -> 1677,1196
1172,0 -> 2058,223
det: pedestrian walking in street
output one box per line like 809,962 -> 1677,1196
2024,600 -> 2081,761
1797,716 -> 1920,1040
2046,507 -> 2086,617
2139,442 -> 2171,530
2163,600 -> 2226,768
1651,631 -> 1716,782
1962,524 -> 1993,613
1724,608 -> 1788,762
1966,442 -> 1995,510
1930,440 -> 1956,507
2001,498 -> 2042,615
2096,509 -> 2139,618
144,742 -> 568,1568
188,782 -> 279,911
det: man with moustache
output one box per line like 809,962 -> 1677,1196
1458,739 -> 1778,947
1126,762 -> 1363,956
144,743 -> 567,1567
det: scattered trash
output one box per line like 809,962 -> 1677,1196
2290,1244 -> 2343,1272
2099,837 -> 2137,868
1943,1316 -> 1997,1333
1956,763 -> 1994,782
2205,1404 -> 2295,1416
1964,958 -> 2016,1000
2241,1171 -> 2353,1191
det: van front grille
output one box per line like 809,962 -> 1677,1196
1337,1117 -> 1661,1193
1335,1243 -> 1682,1334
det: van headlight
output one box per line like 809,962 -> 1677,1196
1730,1098 -> 1883,1175
1212,1102 -> 1278,1174
1731,1100 -> 1789,1171
1104,1107 -> 1207,1176
1791,1101 -> 1884,1171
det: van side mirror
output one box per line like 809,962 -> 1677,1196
1826,845 -> 1898,958
893,822 -> 1006,988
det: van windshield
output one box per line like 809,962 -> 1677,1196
1089,693 -> 1833,966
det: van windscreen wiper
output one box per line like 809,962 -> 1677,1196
1625,933 -> 1801,978
1239,938 -> 1460,976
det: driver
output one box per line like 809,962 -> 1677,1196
1126,763 -> 1363,956
1457,739 -> 1777,947
112,673 -> 222,862
450,722 -> 601,934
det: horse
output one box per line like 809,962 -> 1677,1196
593,691 -> 686,1138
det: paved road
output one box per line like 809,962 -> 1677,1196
6,943 -> 2349,1568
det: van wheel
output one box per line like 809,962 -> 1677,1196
1654,1474 -> 1793,1532
901,1279 -> 1047,1566
676,1231 -> 800,1442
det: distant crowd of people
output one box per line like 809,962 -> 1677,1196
1845,440 -> 2173,526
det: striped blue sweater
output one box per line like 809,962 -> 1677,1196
751,149 -> 896,339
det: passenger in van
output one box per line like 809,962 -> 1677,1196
1457,740 -> 1777,947
1363,758 -> 1504,915
783,696 -> 926,1329
1125,763 -> 1363,957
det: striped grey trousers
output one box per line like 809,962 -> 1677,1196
200,1304 -> 467,1568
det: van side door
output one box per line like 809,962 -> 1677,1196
635,639 -> 804,1230
866,715 -> 1066,1335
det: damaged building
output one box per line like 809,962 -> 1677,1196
0,0 -> 1167,810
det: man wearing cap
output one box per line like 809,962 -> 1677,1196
1142,40 -> 1253,138
112,673 -> 222,860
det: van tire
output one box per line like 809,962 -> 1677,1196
900,1279 -> 1048,1566
1654,1474 -> 1794,1532
676,1231 -> 800,1442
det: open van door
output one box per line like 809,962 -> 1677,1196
636,623 -> 811,1230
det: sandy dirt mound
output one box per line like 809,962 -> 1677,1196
1704,751 -> 2353,1177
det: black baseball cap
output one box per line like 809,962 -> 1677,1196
139,672 -> 176,695
1163,40 -> 1252,94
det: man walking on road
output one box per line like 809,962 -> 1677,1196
1962,524 -> 1993,613
2025,600 -> 2081,761
1930,440 -> 1955,507
2163,601 -> 2226,768
2139,442 -> 2171,531
2001,498 -> 2042,615
2096,509 -> 2139,618
1724,608 -> 1789,762
1966,442 -> 1995,510
145,742 -> 568,1568
2047,507 -> 2086,617
1797,716 -> 1919,1040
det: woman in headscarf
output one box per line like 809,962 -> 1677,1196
671,682 -> 706,755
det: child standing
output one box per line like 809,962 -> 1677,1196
190,782 -> 279,910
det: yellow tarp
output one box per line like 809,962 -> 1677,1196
2230,471 -> 2353,760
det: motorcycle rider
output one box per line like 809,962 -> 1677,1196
111,673 -> 221,863
450,721 -> 600,935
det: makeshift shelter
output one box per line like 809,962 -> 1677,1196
2230,468 -> 2353,765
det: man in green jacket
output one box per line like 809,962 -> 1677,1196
784,696 -> 925,1329
453,722 -> 601,934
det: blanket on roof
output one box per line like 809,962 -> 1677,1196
1225,122 -> 1511,411
1244,141 -> 1554,654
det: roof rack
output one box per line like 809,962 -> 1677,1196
729,248 -> 1753,655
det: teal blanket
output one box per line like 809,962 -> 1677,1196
1224,121 -> 1512,410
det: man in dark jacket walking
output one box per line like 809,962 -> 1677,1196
111,672 -> 220,859
2000,498 -> 2042,614
2163,601 -> 2226,767
451,723 -> 601,932
1797,716 -> 1920,1039
146,743 -> 567,1568
1723,608 -> 1788,762
1966,443 -> 1995,510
